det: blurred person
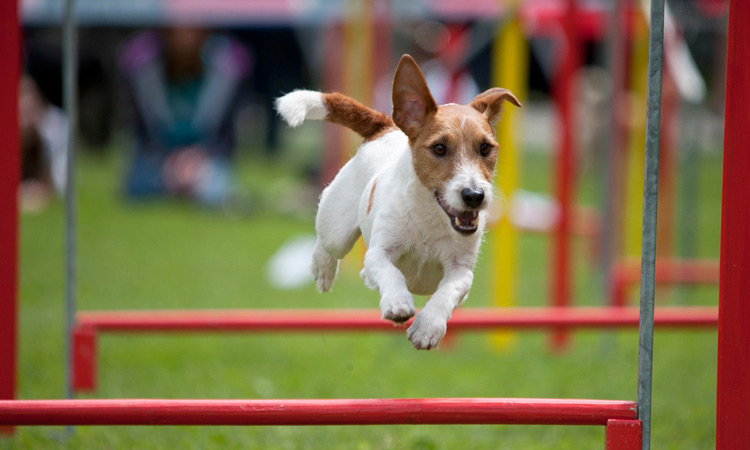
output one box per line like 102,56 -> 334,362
118,26 -> 251,206
18,73 -> 68,212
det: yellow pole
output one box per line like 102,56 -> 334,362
624,12 -> 650,258
342,0 -> 375,272
491,11 -> 528,348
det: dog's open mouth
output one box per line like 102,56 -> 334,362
435,192 -> 479,234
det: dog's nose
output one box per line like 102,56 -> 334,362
461,188 -> 484,208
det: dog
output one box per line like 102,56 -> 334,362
276,54 -> 521,349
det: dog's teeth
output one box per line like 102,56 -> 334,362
470,218 -> 479,227
454,217 -> 461,228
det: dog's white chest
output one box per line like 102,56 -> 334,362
394,251 -> 444,296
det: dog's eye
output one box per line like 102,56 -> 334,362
433,144 -> 447,156
480,143 -> 492,156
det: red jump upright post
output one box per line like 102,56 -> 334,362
716,0 -> 750,448
550,0 -> 580,352
0,0 -> 20,437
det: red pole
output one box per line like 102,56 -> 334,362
371,0 -> 391,107
716,0 -> 750,447
73,327 -> 97,392
0,398 -> 637,426
655,70 -> 677,260
320,22 -> 345,188
550,0 -> 580,352
605,419 -> 643,450
0,0 -> 20,437
75,307 -> 718,332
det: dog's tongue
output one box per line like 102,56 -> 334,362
456,210 -> 479,227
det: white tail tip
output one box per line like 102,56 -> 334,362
275,90 -> 328,128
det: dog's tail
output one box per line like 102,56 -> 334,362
275,90 -> 395,140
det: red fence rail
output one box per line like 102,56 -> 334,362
611,259 -> 720,306
0,398 -> 636,426
76,307 -> 718,333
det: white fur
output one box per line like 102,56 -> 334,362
275,90 -> 328,127
276,92 -> 488,350
444,162 -> 494,213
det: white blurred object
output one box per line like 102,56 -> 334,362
664,3 -> 706,104
510,190 -> 560,231
492,189 -> 560,231
642,0 -> 707,104
38,105 -> 68,194
266,234 -> 317,289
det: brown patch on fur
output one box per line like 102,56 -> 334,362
469,88 -> 522,127
367,179 -> 377,214
410,104 -> 499,191
389,55 -> 518,194
392,55 -> 438,139
323,93 -> 395,141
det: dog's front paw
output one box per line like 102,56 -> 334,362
380,292 -> 416,324
407,311 -> 447,350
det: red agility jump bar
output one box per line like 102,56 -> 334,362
72,307 -> 717,392
611,258 -> 720,306
0,398 -> 636,426
75,306 -> 717,333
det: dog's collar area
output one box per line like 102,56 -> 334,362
434,191 -> 479,235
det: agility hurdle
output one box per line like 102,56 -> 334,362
71,306 -> 718,392
0,398 -> 637,426
0,397 -> 643,449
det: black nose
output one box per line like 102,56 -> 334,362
461,188 -> 484,208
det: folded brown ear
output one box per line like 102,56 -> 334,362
391,54 -> 438,139
469,88 -> 522,127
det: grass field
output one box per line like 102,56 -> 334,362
6,134 -> 722,449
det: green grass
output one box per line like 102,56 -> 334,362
5,138 -> 722,449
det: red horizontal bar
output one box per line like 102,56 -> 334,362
76,307 -> 718,333
613,258 -> 720,285
0,398 -> 637,426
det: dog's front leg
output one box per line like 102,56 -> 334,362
362,247 -> 416,323
407,265 -> 474,350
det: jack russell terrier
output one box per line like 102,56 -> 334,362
276,54 -> 521,349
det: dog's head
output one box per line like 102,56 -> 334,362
391,54 -> 521,235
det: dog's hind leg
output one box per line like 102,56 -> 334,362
312,240 -> 339,292
311,159 -> 364,292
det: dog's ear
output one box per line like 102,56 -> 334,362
469,88 -> 522,128
392,54 -> 438,139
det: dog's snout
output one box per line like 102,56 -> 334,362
461,188 -> 484,208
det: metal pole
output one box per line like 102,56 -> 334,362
637,0 -> 665,448
63,0 -> 78,412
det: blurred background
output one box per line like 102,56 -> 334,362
15,0 -> 727,448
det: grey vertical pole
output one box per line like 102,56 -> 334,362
638,0 -> 665,448
63,0 -> 78,412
